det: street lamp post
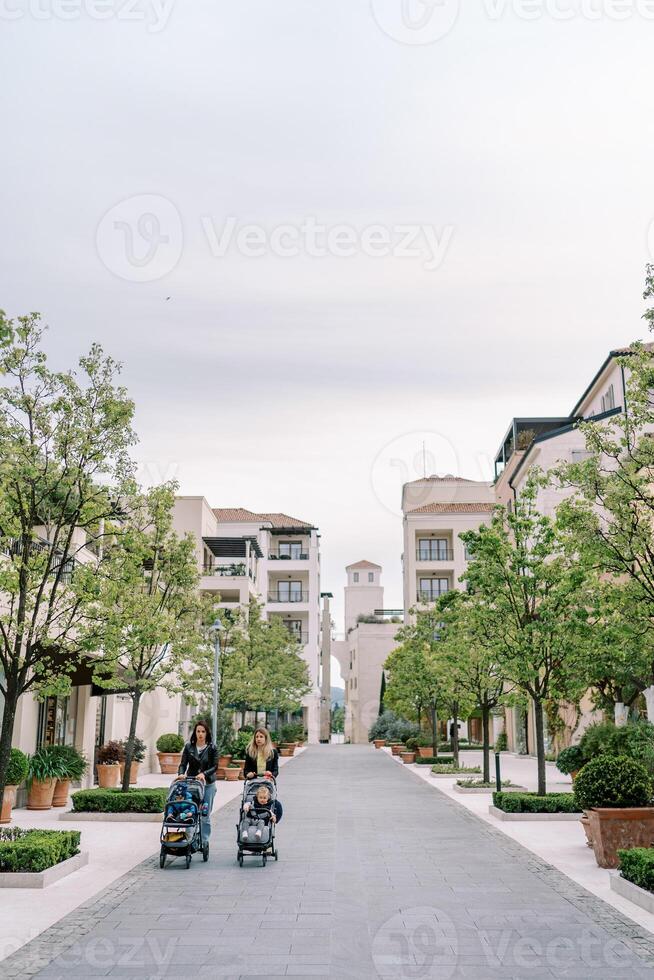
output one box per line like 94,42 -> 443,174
209,618 -> 224,742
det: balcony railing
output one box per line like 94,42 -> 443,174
284,631 -> 309,644
417,589 -> 449,602
202,562 -> 250,578
416,549 -> 454,561
268,591 -> 307,603
268,550 -> 309,560
2,537 -> 76,583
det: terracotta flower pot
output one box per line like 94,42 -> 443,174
373,739 -> 386,749
119,761 -> 140,785
580,812 -> 593,848
401,751 -> 416,764
216,766 -> 227,780
218,755 -> 232,769
280,747 -> 294,757
588,806 -> 654,869
52,778 -> 71,807
280,744 -> 296,756
97,764 -> 120,788
418,747 -> 434,759
157,751 -> 183,775
390,744 -> 404,756
27,777 -> 56,810
225,768 -> 240,781
0,785 -> 18,825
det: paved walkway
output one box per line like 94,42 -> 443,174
5,745 -> 654,979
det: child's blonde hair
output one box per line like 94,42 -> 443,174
256,785 -> 271,802
246,727 -> 274,761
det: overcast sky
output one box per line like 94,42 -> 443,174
2,2 -> 654,684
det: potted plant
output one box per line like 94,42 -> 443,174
96,741 -> 122,788
415,734 -> 434,759
156,733 -> 185,774
401,740 -> 417,765
225,763 -> 240,782
26,746 -> 63,810
556,745 -> 585,782
390,743 -> 404,756
279,744 -> 295,757
0,749 -> 29,824
118,737 -> 146,784
218,752 -> 232,769
574,755 -> 654,868
49,745 -> 88,806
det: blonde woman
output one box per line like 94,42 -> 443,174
244,728 -> 279,780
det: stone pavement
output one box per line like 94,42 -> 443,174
5,744 -> 654,979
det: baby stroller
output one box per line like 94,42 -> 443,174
236,776 -> 279,867
160,778 -> 209,869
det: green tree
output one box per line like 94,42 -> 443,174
0,314 -> 135,810
436,589 -> 512,782
462,475 -> 594,795
331,704 -> 344,734
83,483 -> 202,791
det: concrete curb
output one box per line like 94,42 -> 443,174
453,784 -> 528,795
488,804 -> 582,822
610,872 -> 654,914
0,851 -> 89,889
60,811 -> 162,822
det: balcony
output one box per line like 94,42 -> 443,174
416,549 -> 454,562
268,550 -> 309,560
268,590 -> 308,603
202,562 -> 251,579
285,630 -> 309,644
417,589 -> 449,603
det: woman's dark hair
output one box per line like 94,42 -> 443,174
190,721 -> 213,745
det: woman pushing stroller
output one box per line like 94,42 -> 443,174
243,727 -> 279,780
176,721 -> 218,842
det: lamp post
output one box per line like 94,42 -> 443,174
209,618 -> 224,742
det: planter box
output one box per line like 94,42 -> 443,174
588,807 -> 654,869
453,784 -> 527,795
60,811 -> 161,822
27,777 -> 56,810
417,747 -> 435,759
118,762 -> 140,786
400,752 -> 416,764
96,764 -> 120,789
489,805 -> 582,822
390,744 -> 404,757
157,752 -> 182,775
52,778 -> 71,808
373,740 -> 386,750
0,786 -> 18,825
0,851 -> 88,888
610,872 -> 654,914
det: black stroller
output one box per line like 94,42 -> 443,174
160,778 -> 209,869
236,776 -> 279,867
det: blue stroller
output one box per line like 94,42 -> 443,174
159,778 -> 209,869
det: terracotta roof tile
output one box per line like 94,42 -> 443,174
213,508 -> 313,528
407,502 -> 496,515
346,560 -> 381,570
404,474 -> 483,486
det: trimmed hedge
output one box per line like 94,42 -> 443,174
573,755 -> 652,811
618,848 -> 654,893
415,756 -> 454,766
492,791 -> 579,814
432,765 -> 481,775
156,733 -> 184,753
0,828 -> 81,873
71,788 -> 167,813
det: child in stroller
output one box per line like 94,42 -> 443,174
236,776 -> 280,866
160,777 -> 209,869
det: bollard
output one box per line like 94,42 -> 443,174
495,751 -> 501,792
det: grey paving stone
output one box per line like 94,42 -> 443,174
6,745 -> 654,979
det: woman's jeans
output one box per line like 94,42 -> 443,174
202,781 -> 216,840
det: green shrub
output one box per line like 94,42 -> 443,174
369,711 -> 398,741
6,749 -> 29,786
618,848 -> 654,893
457,778 -> 515,788
578,720 -> 654,774
28,746 -> 66,785
230,729 -> 254,758
386,718 -> 421,744
432,765 -> 481,775
556,745 -> 585,775
0,829 -> 81,873
493,792 -> 579,813
573,755 -> 652,810
97,741 -> 122,765
48,745 -> 88,781
156,733 -> 184,753
119,737 -> 146,762
495,732 -> 508,752
71,788 -> 167,813
415,756 -> 454,765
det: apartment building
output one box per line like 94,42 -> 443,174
493,343 -> 654,752
332,561 -> 402,744
172,498 -> 323,742
401,475 -> 495,620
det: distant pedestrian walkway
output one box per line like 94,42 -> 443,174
5,744 -> 654,979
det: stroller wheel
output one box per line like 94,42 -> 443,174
274,848 -> 279,861
203,843 -> 209,862
159,849 -> 166,869
238,852 -> 243,867
185,852 -> 192,869
262,854 -> 267,867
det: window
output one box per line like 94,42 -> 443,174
279,541 -> 302,559
601,384 -> 615,413
368,572 -> 374,583
283,620 -> 303,640
418,539 -> 450,560
353,572 -> 359,583
278,580 -> 302,601
419,578 -> 449,601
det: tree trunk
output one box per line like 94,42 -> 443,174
482,703 -> 491,783
430,703 -> 438,758
533,698 -> 547,796
614,702 -> 629,727
121,692 -> 141,793
644,686 -> 654,722
451,704 -> 459,768
0,686 -> 18,815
